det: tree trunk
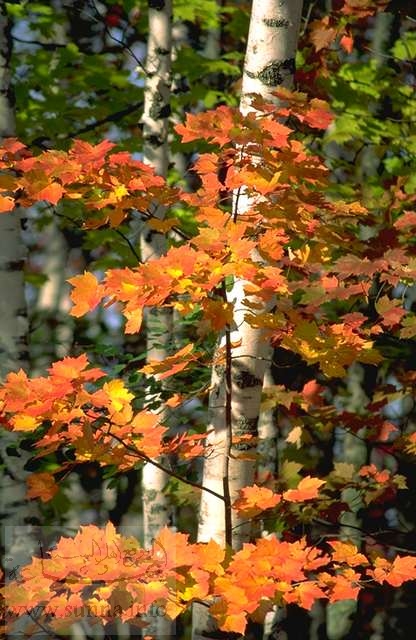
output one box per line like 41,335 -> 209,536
140,0 -> 172,546
0,0 -> 39,614
140,2 -> 174,637
193,1 -> 303,637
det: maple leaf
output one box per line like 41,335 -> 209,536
358,464 -> 391,484
152,527 -> 194,570
319,569 -> 361,602
394,210 -> 416,230
286,425 -> 303,448
194,539 -> 225,576
309,17 -> 338,52
49,353 -> 105,382
233,485 -> 281,518
34,181 -> 64,205
68,272 -> 105,317
283,476 -> 325,502
328,541 -> 368,567
375,296 -> 406,329
340,0 -> 389,18
375,556 -> 416,587
10,413 -> 41,431
128,410 -> 167,457
139,344 -> 196,380
0,194 -> 15,212
304,103 -> 333,129
69,138 -> 116,169
283,581 -> 326,609
340,33 -> 354,53
26,472 -> 59,502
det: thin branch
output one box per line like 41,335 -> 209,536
12,36 -> 67,50
301,1 -> 316,36
114,227 -> 141,263
63,100 -> 143,139
101,428 -> 225,502
87,0 -> 146,73
27,611 -> 62,639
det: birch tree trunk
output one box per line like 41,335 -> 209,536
193,1 -> 303,638
141,0 -> 172,546
140,2 -> 174,637
0,0 -> 39,615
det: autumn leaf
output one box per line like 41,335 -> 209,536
26,472 -> 59,502
309,17 -> 338,51
283,581 -> 326,610
139,344 -> 196,380
340,34 -> 354,53
68,272 -> 105,317
328,541 -> 368,567
233,485 -> 281,518
70,138 -> 116,169
374,556 -> 416,587
0,194 -> 15,212
49,353 -> 105,382
286,425 -> 303,448
283,476 -> 325,502
35,181 -> 64,205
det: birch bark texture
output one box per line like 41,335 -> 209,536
140,0 -> 173,549
198,0 -> 303,546
194,2 -> 303,637
0,1 -> 27,378
0,0 -> 40,605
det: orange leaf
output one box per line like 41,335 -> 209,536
371,556 -> 416,587
283,581 -> 326,610
340,34 -> 354,53
0,195 -> 15,212
68,272 -> 105,317
283,476 -> 325,502
140,344 -> 196,380
26,472 -> 59,502
233,485 -> 281,518
328,541 -> 368,567
35,181 -> 64,204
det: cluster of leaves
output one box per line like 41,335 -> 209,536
0,354 -> 204,486
1,84 -> 416,630
1,90 -> 416,379
3,521 -> 416,636
2,1 -> 416,635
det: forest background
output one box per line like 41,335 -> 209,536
1,1 -> 416,639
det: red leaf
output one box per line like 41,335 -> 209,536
340,34 -> 354,53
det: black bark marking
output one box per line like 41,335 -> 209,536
233,370 -> 262,389
149,0 -> 165,10
5,260 -> 25,270
155,47 -> 170,56
246,58 -> 295,86
262,18 -> 290,28
149,94 -> 171,120
233,417 -> 258,450
143,133 -> 164,147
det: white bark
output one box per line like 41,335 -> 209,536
0,2 -> 26,378
0,0 -> 40,615
194,2 -> 303,637
140,3 -> 173,637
